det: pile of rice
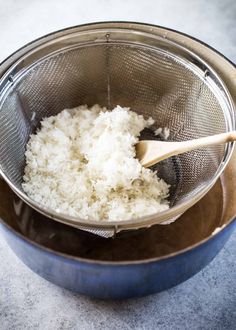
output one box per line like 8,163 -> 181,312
22,105 -> 170,221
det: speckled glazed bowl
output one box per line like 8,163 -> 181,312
0,23 -> 236,299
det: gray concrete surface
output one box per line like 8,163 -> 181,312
0,0 -> 236,329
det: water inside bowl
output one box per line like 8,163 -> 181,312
0,177 -> 224,262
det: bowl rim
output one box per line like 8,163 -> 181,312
0,21 -> 236,265
0,21 -> 235,234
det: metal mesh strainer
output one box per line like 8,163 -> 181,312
0,23 -> 234,237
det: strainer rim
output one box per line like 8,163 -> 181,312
0,22 -> 235,233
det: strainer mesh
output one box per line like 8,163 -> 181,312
0,42 -> 230,236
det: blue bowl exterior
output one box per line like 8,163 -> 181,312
1,220 -> 235,299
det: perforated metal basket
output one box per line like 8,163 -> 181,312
0,22 -> 235,237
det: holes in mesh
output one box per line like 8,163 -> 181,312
0,43 -> 228,209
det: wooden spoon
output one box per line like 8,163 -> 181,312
136,132 -> 236,167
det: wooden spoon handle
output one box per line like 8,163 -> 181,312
175,131 -> 236,154
138,131 -> 236,167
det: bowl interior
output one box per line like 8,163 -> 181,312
0,173 -> 228,261
1,142 -> 236,262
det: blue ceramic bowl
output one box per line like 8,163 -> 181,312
0,164 -> 235,299
0,23 -> 236,299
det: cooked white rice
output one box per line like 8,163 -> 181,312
22,105 -> 170,221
